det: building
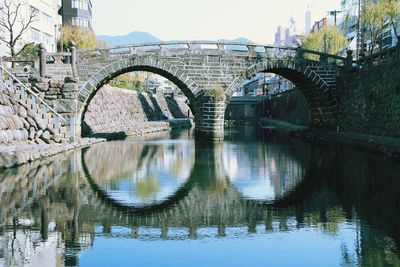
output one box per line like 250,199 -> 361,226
60,0 -> 93,30
340,0 -> 360,53
274,17 -> 303,47
0,0 -> 61,56
311,18 -> 328,32
305,10 -> 312,35
340,0 -> 399,55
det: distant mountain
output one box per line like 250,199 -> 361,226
219,37 -> 255,51
97,31 -> 161,47
97,31 -> 256,49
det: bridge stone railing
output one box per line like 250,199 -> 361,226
77,40 -> 354,70
1,42 -> 77,78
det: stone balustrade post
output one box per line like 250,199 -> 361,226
295,48 -> 304,61
70,41 -> 78,77
247,46 -> 256,57
39,43 -> 47,77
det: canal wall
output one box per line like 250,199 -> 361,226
82,85 -> 192,138
337,60 -> 400,137
225,97 -> 265,123
267,89 -> 311,126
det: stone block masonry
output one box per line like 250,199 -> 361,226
82,85 -> 192,138
337,60 -> 400,137
267,89 -> 311,126
76,42 -> 343,140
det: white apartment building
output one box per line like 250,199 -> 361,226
0,0 -> 61,56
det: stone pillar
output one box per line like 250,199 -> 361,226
70,41 -> 78,77
39,43 -> 47,77
194,87 -> 226,142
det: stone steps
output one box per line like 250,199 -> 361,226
0,74 -> 71,144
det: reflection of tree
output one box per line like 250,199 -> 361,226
135,175 -> 160,203
3,129 -> 400,266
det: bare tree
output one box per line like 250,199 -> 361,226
0,0 -> 37,57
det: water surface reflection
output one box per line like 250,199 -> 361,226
0,127 -> 400,267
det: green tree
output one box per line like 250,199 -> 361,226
381,0 -> 400,44
362,1 -> 388,54
17,43 -> 40,57
302,27 -> 348,58
58,26 -> 105,50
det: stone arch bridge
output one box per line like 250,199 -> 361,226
76,41 -> 351,140
2,41 -> 353,141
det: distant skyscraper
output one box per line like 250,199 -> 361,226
305,10 -> 312,35
274,18 -> 302,47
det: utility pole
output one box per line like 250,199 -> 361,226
327,10 -> 342,26
357,0 -> 365,60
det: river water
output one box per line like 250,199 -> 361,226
1,126 -> 400,267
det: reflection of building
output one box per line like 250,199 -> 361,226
0,0 -> 62,55
223,138 -> 305,200
60,0 -> 93,30
2,228 -> 64,267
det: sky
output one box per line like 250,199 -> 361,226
92,0 -> 341,44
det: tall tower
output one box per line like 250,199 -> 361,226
305,10 -> 312,34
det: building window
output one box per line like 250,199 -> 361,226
71,17 -> 90,28
44,33 -> 53,45
72,0 -> 89,10
30,27 -> 41,42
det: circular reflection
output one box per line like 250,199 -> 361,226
223,140 -> 306,202
83,137 -> 195,207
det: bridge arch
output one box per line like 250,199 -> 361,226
226,59 -> 339,128
77,55 -> 203,124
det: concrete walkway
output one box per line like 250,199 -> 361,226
260,118 -> 309,133
261,118 -> 400,159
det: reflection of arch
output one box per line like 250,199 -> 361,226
81,146 -> 197,215
226,59 -> 339,127
78,56 -> 202,122
81,137 -> 324,216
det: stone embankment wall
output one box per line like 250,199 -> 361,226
0,74 -> 79,146
267,89 -> 311,126
337,60 -> 400,136
83,86 -> 192,137
0,89 -> 61,145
